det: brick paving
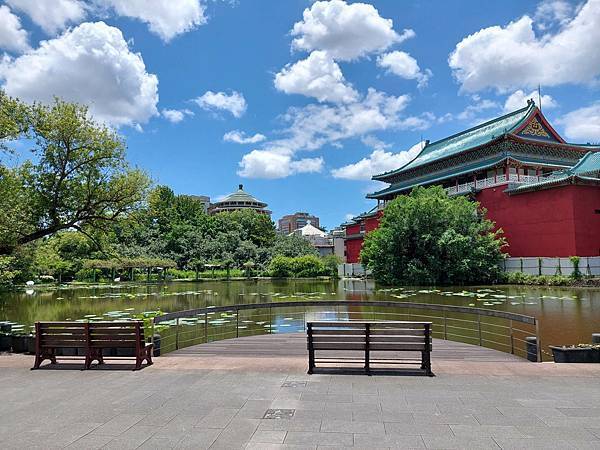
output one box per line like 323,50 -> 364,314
0,334 -> 599,449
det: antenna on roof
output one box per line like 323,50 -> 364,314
538,84 -> 542,112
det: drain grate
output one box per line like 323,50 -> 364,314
281,381 -> 307,388
263,408 -> 295,419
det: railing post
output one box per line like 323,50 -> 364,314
204,313 -> 208,343
477,314 -> 482,347
175,318 -> 180,350
443,311 -> 447,340
509,320 -> 514,355
535,320 -> 542,362
236,308 -> 239,338
364,323 -> 370,375
269,307 -> 272,334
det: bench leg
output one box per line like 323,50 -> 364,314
134,355 -> 143,371
32,350 -> 56,370
32,353 -> 43,370
146,345 -> 153,366
422,351 -> 433,377
307,348 -> 315,374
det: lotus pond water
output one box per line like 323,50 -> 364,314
0,279 -> 598,351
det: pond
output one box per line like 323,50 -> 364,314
0,279 -> 598,351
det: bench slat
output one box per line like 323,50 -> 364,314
310,336 -> 366,343
310,329 -> 366,335
312,343 -> 366,350
369,336 -> 428,343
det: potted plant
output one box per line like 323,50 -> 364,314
0,333 -> 12,351
550,344 -> 600,363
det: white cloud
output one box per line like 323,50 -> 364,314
0,5 -> 30,53
98,0 -> 206,42
534,0 -> 575,30
194,90 -> 247,118
237,87 -> 432,179
276,88 -> 413,152
557,102 -> 600,142
457,99 -> 499,121
361,135 -> 391,151
331,141 -> 424,180
0,21 -> 159,128
291,0 -> 414,61
449,0 -> 600,92
503,89 -> 556,112
7,0 -> 86,34
377,51 -> 431,88
237,148 -> 323,179
161,108 -> 193,123
274,50 -> 358,103
223,130 -> 266,144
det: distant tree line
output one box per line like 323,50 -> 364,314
0,91 -> 327,284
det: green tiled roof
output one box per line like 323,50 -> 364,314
373,103 -> 534,181
367,154 -> 572,199
569,151 -> 600,176
216,185 -> 266,206
506,151 -> 600,194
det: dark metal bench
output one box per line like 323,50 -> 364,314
32,321 -> 153,370
307,321 -> 433,376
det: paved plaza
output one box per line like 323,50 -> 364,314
1,334 -> 600,449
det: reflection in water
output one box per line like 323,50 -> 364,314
0,279 -> 598,348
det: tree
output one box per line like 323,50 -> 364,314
0,96 -> 150,254
361,186 -> 505,285
0,90 -> 28,150
270,233 -> 318,258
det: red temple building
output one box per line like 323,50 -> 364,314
343,101 -> 600,263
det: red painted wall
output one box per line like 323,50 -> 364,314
343,212 -> 383,263
477,185 -> 600,257
345,238 -> 363,263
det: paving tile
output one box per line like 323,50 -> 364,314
384,423 -> 454,438
194,407 -> 238,429
250,430 -> 287,444
174,428 -> 221,449
558,408 -> 600,417
66,434 -> 114,449
321,419 -> 385,434
422,436 -> 500,449
493,437 -> 600,449
284,431 -> 354,446
353,433 -> 426,449
91,414 -> 145,436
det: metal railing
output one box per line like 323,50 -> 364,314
152,300 -> 541,361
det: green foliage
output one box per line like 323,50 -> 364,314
361,186 -> 505,285
270,233 -> 318,258
0,94 -> 150,254
321,254 -> 342,277
569,256 -> 582,279
268,255 -> 331,278
0,256 -> 19,284
501,271 -> 572,286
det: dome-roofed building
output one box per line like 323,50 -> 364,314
208,184 -> 271,216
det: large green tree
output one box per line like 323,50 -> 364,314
0,94 -> 150,254
361,186 -> 505,285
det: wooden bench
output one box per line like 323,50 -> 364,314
32,321 -> 153,370
307,321 -> 433,376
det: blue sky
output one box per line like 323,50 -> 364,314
1,0 -> 599,229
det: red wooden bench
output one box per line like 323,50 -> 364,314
32,321 -> 153,370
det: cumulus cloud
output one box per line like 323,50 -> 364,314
534,0 -> 575,30
449,0 -> 600,92
237,89 -> 433,179
457,99 -> 499,121
503,89 -> 556,112
291,0 -> 414,61
161,108 -> 193,123
274,51 -> 358,103
237,148 -> 323,179
377,51 -> 431,88
223,130 -> 266,144
0,5 -> 30,53
98,0 -> 206,42
7,0 -> 86,34
0,21 -> 159,128
194,90 -> 247,118
331,141 -> 424,180
557,102 -> 600,142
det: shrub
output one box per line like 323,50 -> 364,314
268,255 -> 330,278
361,186 -> 505,285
